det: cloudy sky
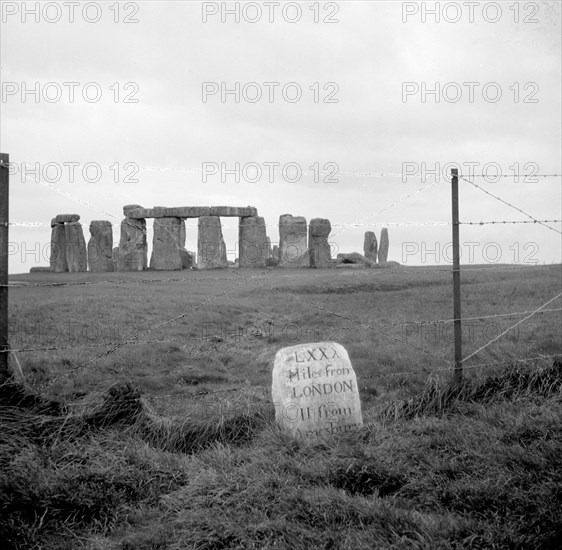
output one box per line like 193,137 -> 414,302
1,0 -> 561,273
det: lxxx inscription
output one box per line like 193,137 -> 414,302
272,342 -> 363,438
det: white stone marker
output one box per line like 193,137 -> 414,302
272,342 -> 363,438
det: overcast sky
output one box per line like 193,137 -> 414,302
2,0 -> 561,273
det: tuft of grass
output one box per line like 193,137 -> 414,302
380,357 -> 562,420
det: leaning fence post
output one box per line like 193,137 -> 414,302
0,153 -> 10,382
451,168 -> 463,383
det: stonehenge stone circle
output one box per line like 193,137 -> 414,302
198,216 -> 227,269
378,228 -> 389,264
118,218 -> 147,271
363,231 -> 378,262
47,204 -> 363,273
308,218 -> 332,268
279,214 -> 309,268
239,216 -> 268,268
88,221 -> 113,272
65,222 -> 88,272
150,217 -> 182,270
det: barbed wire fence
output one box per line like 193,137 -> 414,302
1,155 -> 561,411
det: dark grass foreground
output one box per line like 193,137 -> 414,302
1,361 -> 562,550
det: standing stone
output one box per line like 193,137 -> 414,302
50,223 -> 67,272
272,245 -> 279,263
267,237 -> 273,260
363,231 -> 378,262
272,342 -> 363,438
150,217 -> 182,270
278,214 -> 309,268
308,218 -> 332,268
180,219 -> 187,248
118,218 -> 147,271
197,216 -> 227,269
378,228 -> 389,264
65,222 -> 87,272
239,216 -> 268,268
88,220 -> 113,272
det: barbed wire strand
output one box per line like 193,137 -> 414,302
461,293 -> 562,364
460,175 -> 562,235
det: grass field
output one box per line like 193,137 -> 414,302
1,264 -> 561,549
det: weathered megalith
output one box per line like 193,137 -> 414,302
88,220 -> 113,272
150,217 -> 182,270
336,252 -> 376,267
239,216 -> 268,268
363,231 -> 378,262
50,222 -> 67,272
118,218 -> 147,271
378,228 -> 389,264
272,245 -> 279,264
197,216 -> 227,269
308,218 -> 332,268
279,214 -> 309,268
65,222 -> 87,272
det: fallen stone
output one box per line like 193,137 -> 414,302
363,231 -> 378,262
117,218 -> 147,271
65,222 -> 87,272
378,228 -> 389,264
279,214 -> 309,268
271,342 -> 363,438
197,216 -> 227,269
30,266 -> 52,273
336,252 -> 376,267
88,220 -> 114,272
54,213 -> 80,224
150,217 -> 182,270
239,216 -> 268,267
50,223 -> 68,273
308,218 -> 332,268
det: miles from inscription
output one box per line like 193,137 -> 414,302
288,364 -> 350,382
